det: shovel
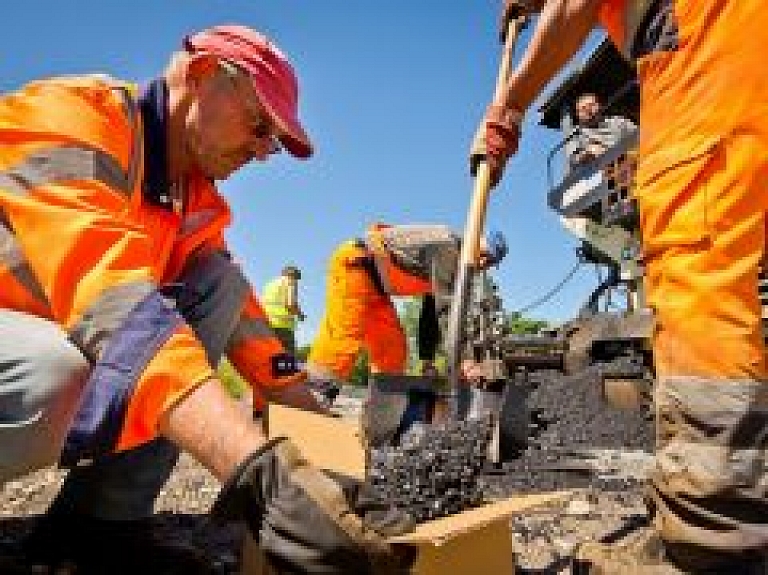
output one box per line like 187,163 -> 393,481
445,11 -> 529,420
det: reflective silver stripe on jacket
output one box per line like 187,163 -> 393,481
0,88 -> 140,199
362,235 -> 395,295
69,281 -> 156,363
179,208 -> 220,237
0,86 -> 141,305
0,217 -> 49,305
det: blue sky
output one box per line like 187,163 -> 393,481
2,1 -> 606,345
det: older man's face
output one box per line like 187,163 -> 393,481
575,94 -> 600,125
185,61 -> 283,181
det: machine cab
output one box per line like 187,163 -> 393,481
539,40 -> 644,315
542,40 -> 639,232
537,40 -> 655,405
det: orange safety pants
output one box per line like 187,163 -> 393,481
308,241 -> 407,380
631,0 -> 768,552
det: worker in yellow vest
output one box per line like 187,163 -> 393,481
262,264 -> 305,354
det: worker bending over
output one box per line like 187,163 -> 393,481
0,24 -> 409,574
307,223 -> 506,383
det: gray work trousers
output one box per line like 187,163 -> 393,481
0,251 -> 248,520
0,310 -> 90,484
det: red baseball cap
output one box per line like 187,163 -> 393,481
184,25 -> 313,158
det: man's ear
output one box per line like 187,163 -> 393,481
185,53 -> 220,86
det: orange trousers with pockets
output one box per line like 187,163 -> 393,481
308,241 -> 407,380
626,0 -> 768,552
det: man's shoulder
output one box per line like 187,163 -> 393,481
1,75 -> 138,145
29,74 -> 135,96
264,275 -> 286,288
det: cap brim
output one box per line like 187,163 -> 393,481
260,99 -> 313,159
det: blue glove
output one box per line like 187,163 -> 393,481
485,230 -> 508,267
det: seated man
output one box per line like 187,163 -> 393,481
565,92 -> 637,169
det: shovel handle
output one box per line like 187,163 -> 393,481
446,15 -> 527,420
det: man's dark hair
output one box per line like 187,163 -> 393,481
282,265 -> 301,279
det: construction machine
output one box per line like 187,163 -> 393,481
454,40 -> 652,418
454,37 -> 768,447
537,40 -> 768,407
533,39 -> 653,410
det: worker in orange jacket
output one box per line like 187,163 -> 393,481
307,223 -> 507,382
478,0 -> 768,572
0,25 -> 410,574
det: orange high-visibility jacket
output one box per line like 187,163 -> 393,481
0,75 -> 286,461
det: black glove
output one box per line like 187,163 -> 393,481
306,375 -> 342,408
212,438 -> 415,574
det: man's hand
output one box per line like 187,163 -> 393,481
481,103 -> 524,187
586,142 -> 607,157
461,359 -> 489,384
499,0 -> 545,42
213,438 -> 415,574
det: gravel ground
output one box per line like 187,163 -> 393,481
0,372 -> 654,574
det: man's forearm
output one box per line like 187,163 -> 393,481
158,377 -> 267,481
499,0 -> 602,111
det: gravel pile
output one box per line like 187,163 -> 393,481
367,416 -> 492,523
526,368 -> 653,451
485,368 -> 654,495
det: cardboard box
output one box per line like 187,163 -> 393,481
244,405 -> 569,575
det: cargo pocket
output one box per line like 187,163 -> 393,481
634,139 -> 721,258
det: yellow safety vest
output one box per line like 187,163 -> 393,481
262,276 -> 297,330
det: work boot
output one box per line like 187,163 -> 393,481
574,526 -> 768,574
21,510 -> 220,574
0,542 -> 35,575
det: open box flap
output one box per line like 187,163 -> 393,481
267,404 -> 365,479
387,491 -> 569,545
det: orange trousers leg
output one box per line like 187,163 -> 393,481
637,137 -> 768,553
309,242 -> 406,380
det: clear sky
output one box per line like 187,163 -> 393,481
1,1 -> 606,345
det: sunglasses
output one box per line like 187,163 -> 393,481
219,60 -> 283,153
